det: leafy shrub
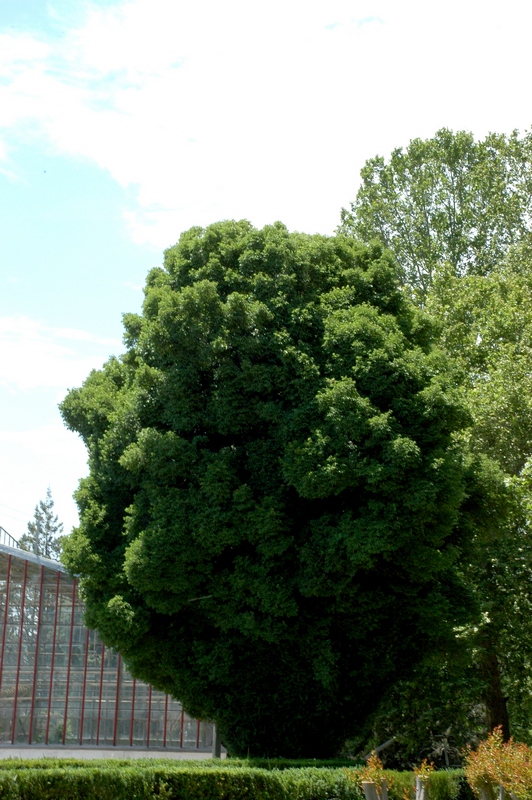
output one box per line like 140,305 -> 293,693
464,728 -> 532,799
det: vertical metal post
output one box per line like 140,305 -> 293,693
212,725 -> 221,758
45,571 -> 61,745
179,706 -> 184,748
163,693 -> 169,748
62,580 -> 77,745
79,627 -> 90,745
28,566 -> 45,744
129,678 -> 136,746
112,654 -> 121,746
146,683 -> 152,747
96,643 -> 105,745
0,554 -> 12,694
11,558 -> 28,743
196,718 -> 201,749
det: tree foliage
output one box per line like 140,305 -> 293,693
339,128 -> 532,297
426,243 -> 532,745
427,240 -> 532,475
61,220 -> 484,757
342,128 -> 532,755
19,487 -> 64,560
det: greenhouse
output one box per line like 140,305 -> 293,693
0,528 -> 213,752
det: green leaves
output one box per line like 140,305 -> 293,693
60,221 -> 477,757
340,128 -> 532,298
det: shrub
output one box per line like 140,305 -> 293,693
464,728 -> 532,800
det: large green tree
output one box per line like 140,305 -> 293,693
341,129 -> 532,757
426,245 -> 532,745
61,220 -> 483,757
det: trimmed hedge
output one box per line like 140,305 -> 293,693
378,770 -> 464,800
0,765 -> 363,800
0,761 -> 471,800
0,757 -> 360,771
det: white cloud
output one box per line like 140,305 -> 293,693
0,315 -> 121,537
1,0 -> 532,248
0,419 -> 88,537
0,315 -> 120,391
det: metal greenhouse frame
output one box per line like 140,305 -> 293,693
0,533 -> 213,752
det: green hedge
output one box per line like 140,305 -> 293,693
0,761 -> 471,800
380,770 -> 464,800
0,765 -> 363,800
0,757 -> 359,771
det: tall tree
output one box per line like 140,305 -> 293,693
60,220 -> 485,758
426,244 -> 532,744
339,128 -> 532,298
341,129 -> 532,751
19,487 -> 64,560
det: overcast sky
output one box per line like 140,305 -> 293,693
1,0 -> 532,538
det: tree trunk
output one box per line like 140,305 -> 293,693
481,648 -> 510,740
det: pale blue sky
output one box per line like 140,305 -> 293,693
1,0 -> 532,537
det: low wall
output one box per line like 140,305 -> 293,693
0,745 -> 224,760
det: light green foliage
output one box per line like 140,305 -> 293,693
427,245 -> 532,743
427,241 -> 532,474
18,487 -> 64,560
342,128 -> 532,755
340,128 -> 532,297
61,220 -> 482,757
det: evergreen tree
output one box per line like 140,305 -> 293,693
60,220 -> 490,758
19,488 -> 64,560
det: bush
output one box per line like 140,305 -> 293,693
0,763 -> 363,800
0,760 -> 468,800
464,728 -> 532,799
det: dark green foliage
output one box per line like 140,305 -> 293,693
61,220 -> 481,757
345,649 -> 486,769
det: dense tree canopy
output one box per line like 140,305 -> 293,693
61,221 -> 484,757
426,244 -> 532,746
341,128 -> 532,761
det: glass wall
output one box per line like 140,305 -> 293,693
0,546 -> 213,750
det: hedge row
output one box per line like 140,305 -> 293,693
0,757 -> 359,770
0,765 -> 361,800
0,762 -> 474,800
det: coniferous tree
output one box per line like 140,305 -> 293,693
19,488 -> 64,560
60,220 -> 490,758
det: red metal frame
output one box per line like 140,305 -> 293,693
79,626 -> 90,745
96,643 -> 105,745
0,553 -> 12,694
0,553 -> 214,752
163,693 -> 169,747
11,558 -> 28,743
147,683 -> 152,746
28,565 -> 45,744
112,654 -> 121,746
129,678 -> 136,746
62,579 -> 77,744
45,570 -> 62,745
